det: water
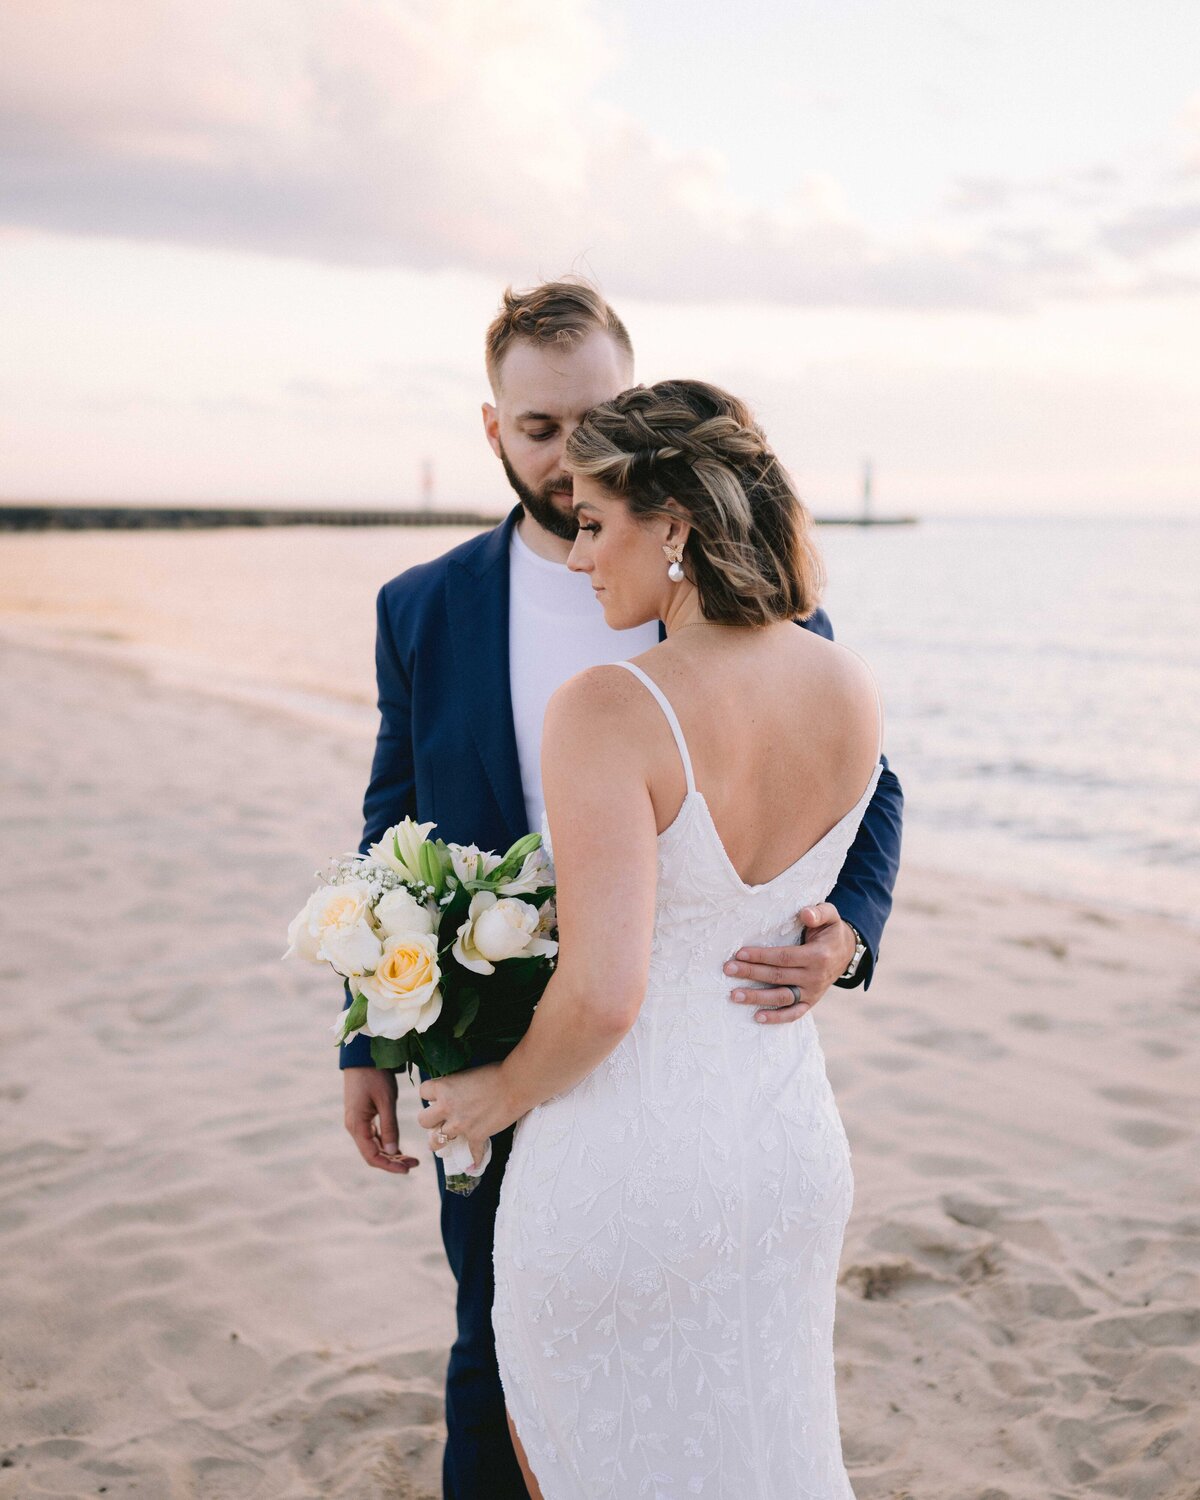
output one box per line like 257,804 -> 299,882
3,515 -> 1197,925
818,517 -> 1200,925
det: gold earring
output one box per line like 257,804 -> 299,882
663,542 -> 685,582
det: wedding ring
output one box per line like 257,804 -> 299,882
786,986 -> 802,1006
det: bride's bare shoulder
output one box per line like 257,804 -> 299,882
793,629 -> 882,742
542,663 -> 662,755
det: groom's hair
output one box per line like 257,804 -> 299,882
565,380 -> 825,626
485,278 -> 634,391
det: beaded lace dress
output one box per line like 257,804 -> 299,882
493,661 -> 880,1499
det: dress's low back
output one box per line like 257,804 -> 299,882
493,660 -> 881,1500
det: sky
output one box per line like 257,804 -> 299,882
1,0 -> 1198,515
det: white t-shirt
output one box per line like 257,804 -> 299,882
508,523 -> 660,832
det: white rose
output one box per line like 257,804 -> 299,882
321,919 -> 384,978
368,818 -> 436,883
453,892 -> 559,976
448,843 -> 502,885
374,886 -> 437,938
356,932 -> 443,1039
497,845 -> 554,896
284,880 -> 382,976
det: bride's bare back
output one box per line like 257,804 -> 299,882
622,620 -> 881,888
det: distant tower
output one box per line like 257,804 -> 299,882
861,459 -> 873,523
420,458 -> 435,509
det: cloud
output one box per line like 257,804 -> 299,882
945,177 -> 1015,214
1,0 -> 1197,310
1099,200 -> 1200,258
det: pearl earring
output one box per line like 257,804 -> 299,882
663,542 -> 685,583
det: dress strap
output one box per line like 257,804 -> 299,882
871,671 -> 885,764
612,661 -> 697,794
837,642 -> 886,766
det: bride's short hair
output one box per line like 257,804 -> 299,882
565,380 -> 825,625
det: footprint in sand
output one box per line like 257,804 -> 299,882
186,1456 -> 266,1498
861,1050 -> 923,1074
1109,1118 -> 1189,1149
900,1027 -> 1009,1062
1008,933 -> 1069,961
1026,1281 -> 1095,1320
894,969 -> 954,987
911,1152 -> 995,1179
839,1256 -> 933,1301
1089,1307 -> 1200,1349
1139,1038 -> 1184,1059
1096,1084 -> 1175,1109
1009,1010 -> 1053,1032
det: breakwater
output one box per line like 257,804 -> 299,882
1,503 -> 916,532
0,504 -> 508,532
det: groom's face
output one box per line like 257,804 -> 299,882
483,330 -> 633,541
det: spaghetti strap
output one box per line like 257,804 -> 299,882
839,642 -> 885,766
612,661 -> 697,794
870,672 -> 885,764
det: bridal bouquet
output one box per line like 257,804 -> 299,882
285,818 -> 557,1194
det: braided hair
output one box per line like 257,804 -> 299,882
565,380 -> 824,626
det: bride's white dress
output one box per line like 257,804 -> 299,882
493,661 -> 880,1499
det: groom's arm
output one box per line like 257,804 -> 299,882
802,607 -> 903,989
360,582 -> 419,857
340,582 -> 418,1071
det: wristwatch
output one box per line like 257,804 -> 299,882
838,923 -> 867,982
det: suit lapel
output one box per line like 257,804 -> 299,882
445,507 -> 529,841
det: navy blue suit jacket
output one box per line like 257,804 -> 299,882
341,506 -> 903,1068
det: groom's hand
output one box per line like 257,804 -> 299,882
344,1067 -> 420,1174
724,903 -> 856,1025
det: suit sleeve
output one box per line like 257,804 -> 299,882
800,606 -> 904,990
339,584 -> 417,1070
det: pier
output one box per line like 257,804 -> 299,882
0,502 -> 917,533
0,504 -> 508,532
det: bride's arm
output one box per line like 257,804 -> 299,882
499,669 -> 660,1116
416,669 -> 659,1154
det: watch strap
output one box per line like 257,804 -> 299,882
839,923 -> 867,982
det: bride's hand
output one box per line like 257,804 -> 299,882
416,1064 -> 515,1170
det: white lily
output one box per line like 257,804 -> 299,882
497,845 -> 554,896
368,818 -> 437,885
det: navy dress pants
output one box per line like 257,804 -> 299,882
435,1119 -> 529,1500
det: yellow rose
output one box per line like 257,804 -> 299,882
356,931 -> 443,1038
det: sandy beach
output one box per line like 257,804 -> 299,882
2,551 -> 1199,1498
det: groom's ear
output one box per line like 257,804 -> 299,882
482,401 -> 502,458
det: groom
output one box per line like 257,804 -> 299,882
341,279 -> 903,1499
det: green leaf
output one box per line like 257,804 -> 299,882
452,991 -> 481,1038
490,831 -> 541,883
438,886 -> 472,941
418,839 -> 444,895
340,991 -> 368,1040
370,1036 -> 410,1071
418,1029 -> 469,1077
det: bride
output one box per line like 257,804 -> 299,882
418,379 -> 882,1499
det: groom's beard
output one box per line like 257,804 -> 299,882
499,445 -> 577,542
